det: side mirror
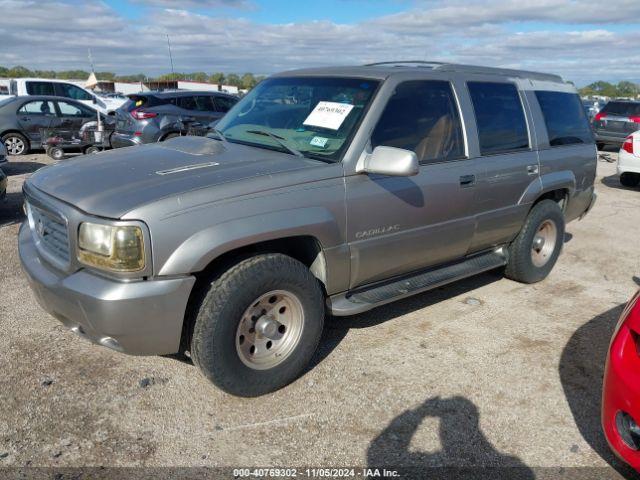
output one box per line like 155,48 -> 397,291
357,146 -> 419,177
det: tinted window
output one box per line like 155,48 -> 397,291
371,81 -> 465,163
535,91 -> 593,146
192,96 -> 215,112
467,82 -> 529,155
177,96 -> 197,110
25,81 -> 55,96
600,101 -> 640,117
214,95 -> 237,113
56,83 -> 93,101
57,101 -> 94,117
18,100 -> 56,115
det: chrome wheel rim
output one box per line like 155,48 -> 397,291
531,219 -> 557,267
235,290 -> 304,370
5,136 -> 24,155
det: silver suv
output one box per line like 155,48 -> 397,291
19,62 -> 597,396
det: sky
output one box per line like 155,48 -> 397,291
0,0 -> 639,86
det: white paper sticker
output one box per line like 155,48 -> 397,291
303,101 -> 354,130
310,136 -> 328,148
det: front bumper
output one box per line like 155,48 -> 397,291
19,222 -> 196,355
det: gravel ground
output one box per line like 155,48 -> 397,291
0,150 -> 639,479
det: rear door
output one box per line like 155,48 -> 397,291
464,80 -> 540,252
55,100 -> 97,131
593,101 -> 640,142
16,99 -> 58,143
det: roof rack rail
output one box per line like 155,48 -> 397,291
364,61 -> 445,67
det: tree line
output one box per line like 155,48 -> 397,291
578,81 -> 640,98
0,65 -> 266,89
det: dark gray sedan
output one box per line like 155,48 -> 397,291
0,95 -> 104,155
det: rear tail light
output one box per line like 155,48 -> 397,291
623,135 -> 634,155
630,116 -> 640,124
130,108 -> 157,120
594,112 -> 606,121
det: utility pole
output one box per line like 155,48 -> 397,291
166,34 -> 175,77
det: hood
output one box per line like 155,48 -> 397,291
28,136 -> 321,218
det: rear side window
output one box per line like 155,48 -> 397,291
18,100 -> 56,115
371,80 -> 465,163
25,81 -> 55,96
467,82 -> 529,155
177,96 -> 197,110
600,101 -> 640,117
214,95 -> 237,113
535,91 -> 593,146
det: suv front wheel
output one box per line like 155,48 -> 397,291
505,199 -> 565,284
190,253 -> 325,397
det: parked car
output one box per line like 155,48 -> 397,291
0,78 -> 125,115
0,95 -> 111,155
0,140 -> 6,164
582,98 -> 605,120
593,100 -> 640,150
618,131 -> 640,187
603,290 -> 640,470
19,62 -> 597,397
111,91 -> 238,148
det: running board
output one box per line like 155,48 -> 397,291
328,249 -> 507,316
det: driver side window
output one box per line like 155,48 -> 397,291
371,80 -> 465,164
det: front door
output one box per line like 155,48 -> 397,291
345,80 -> 481,289
16,99 -> 59,144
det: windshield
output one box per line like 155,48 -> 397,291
214,76 -> 379,162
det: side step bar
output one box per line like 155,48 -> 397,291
328,249 -> 507,316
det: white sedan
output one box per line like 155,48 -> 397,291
618,131 -> 640,187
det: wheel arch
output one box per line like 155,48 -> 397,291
519,170 -> 575,209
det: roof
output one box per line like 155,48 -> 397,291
274,61 -> 566,83
133,90 -> 237,98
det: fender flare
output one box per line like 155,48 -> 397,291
518,170 -> 576,205
157,206 -> 342,278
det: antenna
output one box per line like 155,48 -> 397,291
166,34 -> 175,76
88,48 -> 95,73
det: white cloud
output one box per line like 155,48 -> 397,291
0,0 -> 638,85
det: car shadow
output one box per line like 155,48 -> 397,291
2,159 -> 47,176
307,271 -> 502,370
366,395 -> 535,479
0,191 -> 26,226
601,174 -> 640,192
559,302 -> 639,479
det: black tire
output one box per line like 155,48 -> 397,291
620,172 -> 640,188
46,146 -> 65,161
162,132 -> 180,141
2,132 -> 29,156
596,142 -> 605,151
191,253 -> 325,397
505,199 -> 565,284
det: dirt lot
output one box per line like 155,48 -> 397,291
0,150 -> 639,478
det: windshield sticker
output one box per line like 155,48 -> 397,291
303,101 -> 354,130
310,136 -> 328,148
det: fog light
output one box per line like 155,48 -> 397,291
616,411 -> 640,450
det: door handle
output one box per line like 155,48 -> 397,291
459,174 -> 476,187
527,164 -> 539,175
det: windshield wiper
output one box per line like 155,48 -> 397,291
245,129 -> 304,157
209,127 -> 229,145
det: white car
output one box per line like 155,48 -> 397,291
618,131 -> 640,187
0,78 -> 125,115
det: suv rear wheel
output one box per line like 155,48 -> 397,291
505,199 -> 565,284
620,172 -> 640,188
190,253 -> 325,397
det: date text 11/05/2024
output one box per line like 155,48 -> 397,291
232,468 -> 400,478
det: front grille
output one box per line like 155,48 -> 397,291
28,203 -> 70,264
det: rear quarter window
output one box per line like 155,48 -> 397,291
25,81 -> 55,96
467,82 -> 529,155
535,91 -> 594,146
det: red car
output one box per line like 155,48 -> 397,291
603,290 -> 640,470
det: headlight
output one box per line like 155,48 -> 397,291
78,222 -> 145,272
